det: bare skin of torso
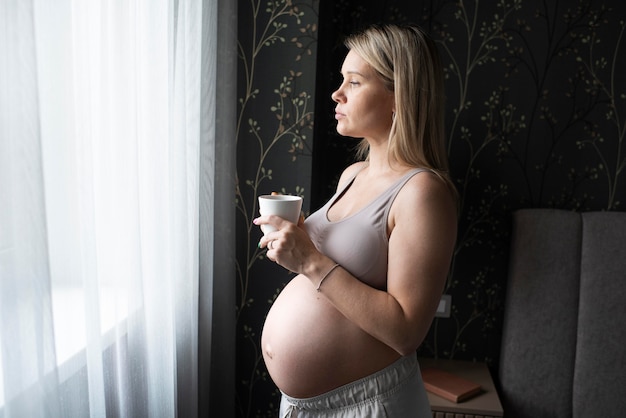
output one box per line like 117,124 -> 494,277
261,166 -> 409,398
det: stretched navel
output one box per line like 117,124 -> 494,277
264,343 -> 274,360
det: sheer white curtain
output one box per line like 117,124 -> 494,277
0,0 -> 234,416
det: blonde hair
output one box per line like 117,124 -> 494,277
344,24 -> 453,185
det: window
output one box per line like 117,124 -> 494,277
0,0 -> 235,415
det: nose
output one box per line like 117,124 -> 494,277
331,85 -> 345,103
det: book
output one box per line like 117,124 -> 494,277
421,367 -> 483,403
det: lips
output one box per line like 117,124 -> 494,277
334,109 -> 346,120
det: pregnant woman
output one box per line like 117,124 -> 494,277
255,23 -> 458,417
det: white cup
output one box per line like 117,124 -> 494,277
258,194 -> 303,235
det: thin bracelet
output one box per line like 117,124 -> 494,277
316,263 -> 340,292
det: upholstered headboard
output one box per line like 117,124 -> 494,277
499,209 -> 626,417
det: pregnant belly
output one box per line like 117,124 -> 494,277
261,275 -> 400,398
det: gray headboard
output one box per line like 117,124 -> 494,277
499,209 -> 626,417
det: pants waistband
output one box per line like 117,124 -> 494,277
281,354 -> 418,412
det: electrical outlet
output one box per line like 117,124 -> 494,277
435,294 -> 451,318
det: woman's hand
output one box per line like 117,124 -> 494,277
254,214 -> 319,275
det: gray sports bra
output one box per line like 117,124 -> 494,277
304,168 -> 428,290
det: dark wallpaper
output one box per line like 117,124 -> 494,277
236,0 -> 625,416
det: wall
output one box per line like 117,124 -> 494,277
235,1 -> 319,417
236,0 -> 625,416
312,0 -> 626,364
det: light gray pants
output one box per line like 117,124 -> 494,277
279,354 -> 431,417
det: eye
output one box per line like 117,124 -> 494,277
349,81 -> 360,86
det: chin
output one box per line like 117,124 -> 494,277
335,125 -> 353,138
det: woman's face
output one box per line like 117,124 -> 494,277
331,50 -> 395,142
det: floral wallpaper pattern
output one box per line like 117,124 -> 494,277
235,0 -> 625,416
235,1 -> 319,416
425,0 -> 625,363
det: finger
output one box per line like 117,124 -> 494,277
257,228 -> 280,249
255,214 -> 291,232
253,215 -> 271,230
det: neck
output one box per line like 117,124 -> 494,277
365,144 -> 408,176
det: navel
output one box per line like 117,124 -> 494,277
264,343 -> 274,360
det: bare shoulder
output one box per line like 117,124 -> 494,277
391,170 -> 458,228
